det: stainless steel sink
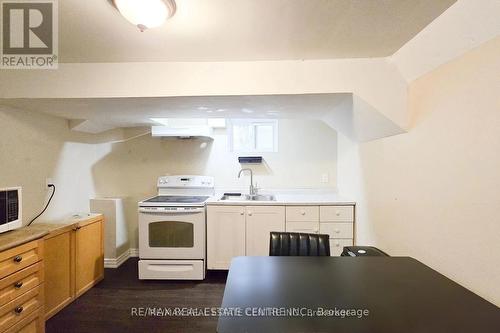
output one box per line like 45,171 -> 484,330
249,194 -> 276,201
220,194 -> 276,202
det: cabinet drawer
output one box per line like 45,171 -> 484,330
320,223 -> 353,239
0,262 -> 44,307
0,284 -> 43,331
286,222 -> 319,234
329,239 -> 353,257
286,206 -> 319,222
320,206 -> 354,222
0,240 -> 44,280
4,306 -> 44,333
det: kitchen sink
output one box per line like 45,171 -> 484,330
220,194 -> 276,202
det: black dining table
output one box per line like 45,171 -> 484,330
217,256 -> 500,333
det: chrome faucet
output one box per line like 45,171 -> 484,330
238,168 -> 256,196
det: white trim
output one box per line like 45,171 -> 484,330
129,248 -> 139,257
104,248 -> 139,268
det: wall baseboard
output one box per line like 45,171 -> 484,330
129,248 -> 139,257
104,248 -> 139,268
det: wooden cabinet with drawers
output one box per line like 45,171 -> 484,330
0,240 -> 44,333
0,214 -> 104,333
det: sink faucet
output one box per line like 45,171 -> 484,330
238,168 -> 256,196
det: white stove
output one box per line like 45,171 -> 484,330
138,175 -> 214,280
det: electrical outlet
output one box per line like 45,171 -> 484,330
321,173 -> 329,183
46,178 -> 54,187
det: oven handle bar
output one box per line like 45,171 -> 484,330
138,207 -> 205,214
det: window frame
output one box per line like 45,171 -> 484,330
228,119 -> 279,153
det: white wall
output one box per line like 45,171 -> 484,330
0,59 -> 408,130
90,119 -> 338,248
341,36 -> 500,306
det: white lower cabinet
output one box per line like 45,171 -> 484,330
207,206 -> 246,269
320,223 -> 353,239
207,205 -> 285,269
286,221 -> 319,234
246,206 -> 285,256
208,204 -> 355,267
330,238 -> 354,256
286,205 -> 355,257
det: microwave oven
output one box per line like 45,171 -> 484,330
0,187 -> 22,233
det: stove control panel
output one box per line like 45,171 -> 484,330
157,175 -> 214,188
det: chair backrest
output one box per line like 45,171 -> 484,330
269,232 -> 330,256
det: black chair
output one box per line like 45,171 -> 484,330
269,232 -> 330,256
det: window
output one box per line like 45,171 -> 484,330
229,119 -> 278,152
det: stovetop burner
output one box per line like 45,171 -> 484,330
142,195 -> 210,204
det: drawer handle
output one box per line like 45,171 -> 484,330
335,229 -> 340,233
13,255 -> 22,263
247,211 -> 253,216
335,211 -> 341,216
240,211 -> 244,215
14,281 -> 23,289
300,211 -> 306,215
14,306 -> 23,315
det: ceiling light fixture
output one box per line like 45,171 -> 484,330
114,0 -> 176,32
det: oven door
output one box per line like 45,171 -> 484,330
138,207 -> 205,259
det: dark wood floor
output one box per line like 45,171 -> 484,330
46,258 -> 228,333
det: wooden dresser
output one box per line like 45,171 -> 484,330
0,214 -> 104,333
0,239 -> 45,333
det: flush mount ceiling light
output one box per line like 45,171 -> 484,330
114,0 -> 176,32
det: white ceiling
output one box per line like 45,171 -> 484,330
0,94 -> 351,127
58,0 -> 456,62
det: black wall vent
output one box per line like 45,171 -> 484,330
238,156 -> 263,164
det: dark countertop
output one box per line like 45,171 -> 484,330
218,256 -> 500,333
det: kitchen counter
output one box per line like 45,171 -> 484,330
0,227 -> 48,252
0,213 -> 103,252
206,190 -> 355,206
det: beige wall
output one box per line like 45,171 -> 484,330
91,119 -> 338,248
341,37 -> 500,305
0,112 -> 337,250
0,108 -> 114,224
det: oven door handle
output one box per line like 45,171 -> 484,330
138,208 -> 205,214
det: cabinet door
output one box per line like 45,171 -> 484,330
207,206 -> 246,270
246,206 -> 285,256
44,229 -> 74,320
75,219 -> 104,297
